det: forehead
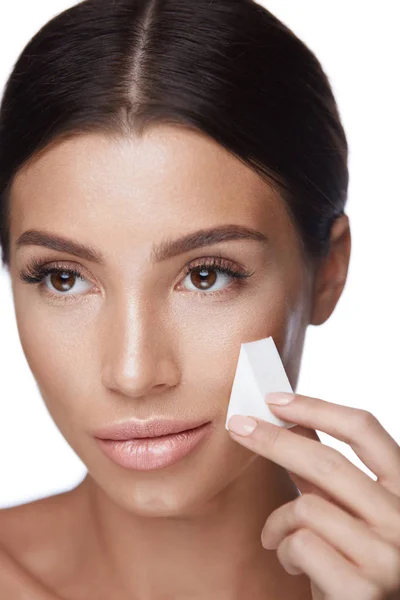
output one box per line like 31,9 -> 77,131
9,125 -> 290,250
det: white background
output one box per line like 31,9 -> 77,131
0,1 -> 399,508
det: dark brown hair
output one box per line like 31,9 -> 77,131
0,0 -> 348,269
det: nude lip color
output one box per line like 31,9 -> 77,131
94,422 -> 213,471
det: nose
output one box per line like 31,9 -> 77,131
101,296 -> 181,399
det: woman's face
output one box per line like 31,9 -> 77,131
8,125 -> 315,515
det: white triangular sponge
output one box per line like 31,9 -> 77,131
225,336 -> 296,430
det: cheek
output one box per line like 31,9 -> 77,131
14,297 -> 95,426
172,283 -> 301,418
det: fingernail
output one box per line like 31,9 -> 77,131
265,392 -> 295,405
228,415 -> 258,436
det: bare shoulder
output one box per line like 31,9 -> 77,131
0,490 -> 78,598
0,490 -> 73,561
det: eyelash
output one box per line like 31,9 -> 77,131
18,256 -> 255,302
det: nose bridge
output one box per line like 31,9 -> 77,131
101,291 -> 180,397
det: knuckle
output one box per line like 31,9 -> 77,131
293,493 -> 320,522
265,423 -> 282,450
370,520 -> 400,552
314,448 -> 344,476
288,527 -> 313,553
382,546 -> 400,589
395,516 -> 400,545
368,540 -> 400,591
343,584 -> 381,600
361,583 -> 384,600
305,395 -> 320,409
354,409 -> 379,434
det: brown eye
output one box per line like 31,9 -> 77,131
181,259 -> 253,295
50,271 -> 77,292
183,265 -> 236,294
190,267 -> 218,290
19,261 -> 95,300
42,268 -> 93,296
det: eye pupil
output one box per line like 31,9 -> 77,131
191,267 -> 217,290
50,271 -> 75,292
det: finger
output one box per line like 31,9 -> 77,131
266,392 -> 400,497
275,528 -> 381,600
227,415 -> 400,547
278,426 -> 335,502
262,492 -> 400,591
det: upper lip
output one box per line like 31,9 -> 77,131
93,418 -> 210,440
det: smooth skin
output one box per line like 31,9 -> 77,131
0,123 -> 359,599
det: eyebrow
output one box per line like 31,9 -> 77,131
15,224 -> 268,265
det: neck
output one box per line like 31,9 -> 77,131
71,458 -> 311,599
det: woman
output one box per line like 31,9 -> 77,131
0,0 -> 399,598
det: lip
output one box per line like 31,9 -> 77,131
94,417 -> 211,440
95,421 -> 213,471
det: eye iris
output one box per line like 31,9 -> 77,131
50,271 -> 75,292
191,267 -> 217,290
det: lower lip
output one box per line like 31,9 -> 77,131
95,422 -> 213,471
